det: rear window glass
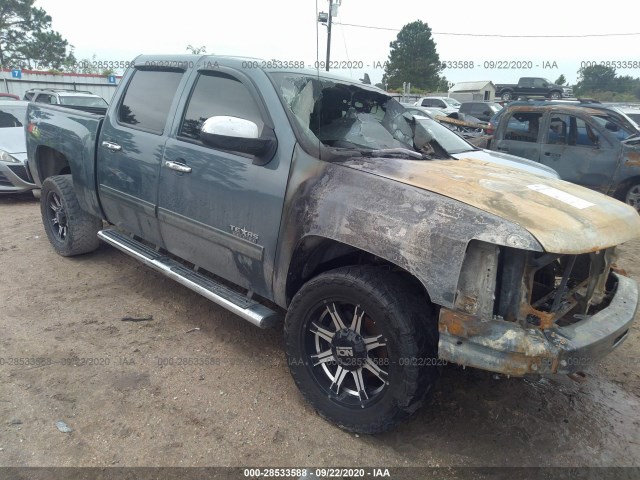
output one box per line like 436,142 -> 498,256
118,69 -> 184,134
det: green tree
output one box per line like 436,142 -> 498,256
573,64 -> 640,100
554,74 -> 567,86
575,65 -> 616,93
0,0 -> 75,69
382,20 -> 443,91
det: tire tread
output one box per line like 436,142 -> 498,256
284,266 -> 438,434
40,175 -> 102,256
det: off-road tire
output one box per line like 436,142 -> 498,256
614,179 -> 640,213
41,175 -> 102,256
501,91 -> 513,101
284,266 -> 439,434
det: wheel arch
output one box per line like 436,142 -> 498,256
33,146 -> 72,185
614,175 -> 640,208
284,235 -> 433,308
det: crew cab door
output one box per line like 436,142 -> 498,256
493,110 -> 543,162
531,78 -> 548,96
96,67 -> 188,246
157,67 -> 295,298
540,112 -> 619,192
517,78 -> 534,96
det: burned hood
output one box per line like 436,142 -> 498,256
341,156 -> 640,254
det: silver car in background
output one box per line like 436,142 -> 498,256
0,100 -> 35,194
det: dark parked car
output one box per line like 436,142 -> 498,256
495,77 -> 573,101
458,101 -> 502,122
491,104 -> 640,211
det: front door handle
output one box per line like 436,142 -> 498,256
101,141 -> 122,152
543,152 -> 561,158
497,147 -> 509,152
164,160 -> 192,173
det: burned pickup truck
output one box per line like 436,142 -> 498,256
26,55 -> 640,434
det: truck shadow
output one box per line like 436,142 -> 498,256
374,362 -> 638,466
85,245 -> 638,466
0,192 -> 38,204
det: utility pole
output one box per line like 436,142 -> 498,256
325,0 -> 333,71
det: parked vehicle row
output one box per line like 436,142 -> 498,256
488,101 -> 640,211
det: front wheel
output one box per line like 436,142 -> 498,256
550,91 -> 562,100
284,266 -> 439,434
501,91 -> 512,101
41,175 -> 103,256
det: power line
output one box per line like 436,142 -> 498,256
333,22 -> 640,38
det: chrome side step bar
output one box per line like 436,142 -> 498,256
97,229 -> 280,328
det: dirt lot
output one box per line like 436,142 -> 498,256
1,193 -> 640,471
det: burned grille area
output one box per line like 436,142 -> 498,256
495,247 -> 616,328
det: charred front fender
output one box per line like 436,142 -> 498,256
273,146 -> 542,308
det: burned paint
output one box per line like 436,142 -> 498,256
265,72 -> 640,378
438,307 -> 559,376
625,150 -> 640,167
339,156 -> 640,254
492,103 -> 640,208
438,272 -> 638,376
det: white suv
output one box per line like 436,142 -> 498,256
413,96 -> 461,114
24,89 -> 108,108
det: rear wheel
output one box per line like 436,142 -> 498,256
284,266 -> 439,434
624,183 -> 640,212
41,175 -> 103,256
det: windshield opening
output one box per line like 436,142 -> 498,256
268,72 -> 474,160
0,105 -> 27,128
59,96 -> 108,108
592,115 -> 636,141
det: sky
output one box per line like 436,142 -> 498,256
35,0 -> 640,88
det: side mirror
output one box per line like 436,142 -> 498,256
542,83 -> 548,88
200,116 -> 277,163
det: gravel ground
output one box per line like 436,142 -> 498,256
1,193 -> 639,473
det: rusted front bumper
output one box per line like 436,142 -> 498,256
438,273 -> 639,376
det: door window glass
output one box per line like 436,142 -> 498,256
118,69 -> 184,134
504,112 -> 542,142
179,72 -> 264,141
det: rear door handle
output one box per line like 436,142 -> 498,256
101,141 -> 122,152
497,147 -> 509,152
543,152 -> 561,158
164,160 -> 192,173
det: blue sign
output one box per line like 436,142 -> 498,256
107,75 -> 116,84
11,69 -> 21,79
